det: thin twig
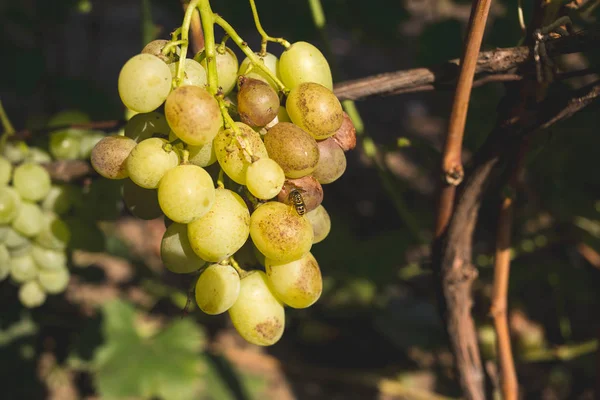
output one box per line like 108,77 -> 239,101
432,0 -> 494,397
9,120 -> 124,142
490,143 -> 527,400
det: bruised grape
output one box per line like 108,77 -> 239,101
286,82 -> 343,140
237,77 -> 279,127
332,112 -> 357,151
277,176 -> 323,213
263,122 -> 319,179
312,137 -> 347,184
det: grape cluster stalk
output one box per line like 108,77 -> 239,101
91,0 -> 356,346
0,111 -> 106,308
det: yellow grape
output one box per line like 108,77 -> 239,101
91,135 -> 137,179
188,142 -> 217,167
12,202 -> 44,237
305,205 -> 331,244
187,188 -> 250,262
165,85 -> 222,146
38,267 -> 70,294
19,280 -> 46,308
10,254 -> 38,283
141,39 -> 178,63
0,186 -> 22,224
118,54 -> 172,113
158,164 -> 215,223
263,122 -> 319,179
279,41 -> 333,90
228,271 -> 285,346
13,162 -> 51,202
245,158 -> 285,200
126,138 -> 180,189
266,252 -> 322,308
238,52 -> 280,90
199,46 -> 239,95
31,245 -> 67,270
195,263 -> 240,314
160,222 -> 206,273
169,58 -> 207,87
249,201 -> 313,264
286,82 -> 343,140
213,122 -> 268,185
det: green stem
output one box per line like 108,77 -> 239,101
229,256 -> 248,278
248,0 -> 290,55
141,0 -> 155,46
307,0 -> 326,29
197,0 -> 218,95
213,14 -> 288,94
174,0 -> 201,87
0,99 -> 15,152
217,168 -> 225,188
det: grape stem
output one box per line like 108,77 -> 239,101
228,256 -> 248,278
0,98 -> 15,151
173,0 -> 201,88
217,168 -> 225,188
248,0 -> 290,55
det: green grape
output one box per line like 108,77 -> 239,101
19,280 -> 47,308
49,130 -> 83,160
0,225 -> 9,243
160,222 -> 206,273
38,267 -> 70,294
36,214 -> 71,250
277,176 -> 323,213
79,131 -> 105,159
238,52 -> 280,90
2,141 -> 29,163
13,163 -> 51,202
118,54 -> 172,113
305,205 -> 331,244
158,164 -> 215,223
142,39 -> 178,63
195,263 -> 240,314
0,187 -> 22,224
263,122 -> 319,178
124,111 -> 170,142
198,46 -> 239,95
312,137 -> 347,184
12,202 -> 45,237
0,244 -> 10,280
331,111 -> 356,151
266,252 -> 322,308
188,142 -> 217,167
91,135 -> 137,180
228,270 -> 285,346
286,82 -> 343,140
122,179 -> 162,220
237,77 -> 280,127
4,227 -> 29,249
126,137 -> 180,189
279,41 -> 333,90
169,58 -> 208,87
26,147 -> 52,163
42,185 -> 77,215
31,245 -> 67,270
213,122 -> 268,185
0,156 -> 12,186
165,85 -> 222,146
245,158 -> 285,200
277,106 -> 291,123
48,109 -> 89,126
187,188 -> 250,262
249,201 -> 313,264
10,254 -> 38,283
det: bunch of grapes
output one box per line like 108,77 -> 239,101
0,155 -> 72,308
91,21 -> 356,346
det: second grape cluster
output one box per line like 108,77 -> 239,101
91,35 -> 356,346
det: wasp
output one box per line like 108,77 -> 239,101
288,189 -> 306,216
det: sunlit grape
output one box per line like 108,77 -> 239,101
286,82 -> 343,140
266,252 -> 322,308
228,270 -> 285,346
195,263 -> 240,314
10,254 -> 38,283
0,186 -> 22,224
245,158 -> 285,200
126,137 -> 180,189
263,122 -> 319,179
4,227 -> 29,250
198,46 -> 239,95
165,85 -> 222,146
31,245 -> 67,270
279,41 -> 333,90
118,54 -> 172,113
13,163 -> 51,202
161,222 -> 206,274
12,202 -> 45,237
188,142 -> 217,167
238,52 -> 280,90
19,280 -> 47,308
38,267 -> 70,294
91,135 -> 137,180
249,201 -> 313,264
169,58 -> 207,87
187,188 -> 250,262
158,164 -> 215,223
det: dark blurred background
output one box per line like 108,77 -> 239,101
1,0 -> 599,399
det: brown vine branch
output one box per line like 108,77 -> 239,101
489,143 -> 527,400
9,120 -> 125,142
333,26 -> 600,101
432,0 -> 493,397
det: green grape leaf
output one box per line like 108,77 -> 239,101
93,300 -> 206,400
